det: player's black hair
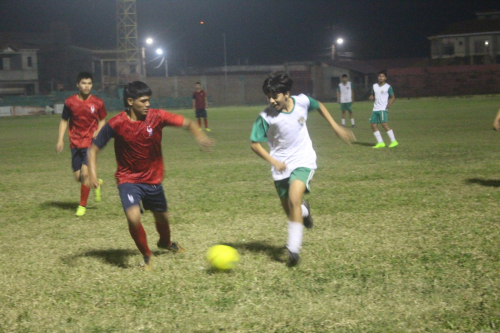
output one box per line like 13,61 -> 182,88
123,81 -> 152,107
262,71 -> 293,95
378,70 -> 388,77
195,81 -> 201,85
341,74 -> 348,78
76,71 -> 93,83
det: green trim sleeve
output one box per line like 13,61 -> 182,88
250,115 -> 269,142
388,86 -> 394,96
336,86 -> 340,92
371,88 -> 375,95
307,96 -> 320,112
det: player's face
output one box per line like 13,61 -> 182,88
341,77 -> 348,84
267,92 -> 289,111
77,78 -> 92,95
128,95 -> 151,118
195,84 -> 201,91
378,73 -> 387,84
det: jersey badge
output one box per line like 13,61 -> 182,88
146,126 -> 153,136
90,105 -> 95,114
298,117 -> 305,125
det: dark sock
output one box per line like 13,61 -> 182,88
129,223 -> 152,257
155,220 -> 171,247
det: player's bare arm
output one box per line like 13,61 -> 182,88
250,141 -> 286,171
493,108 -> 500,131
192,99 -> 196,111
386,94 -> 396,109
369,94 -> 374,101
56,118 -> 69,153
336,91 -> 341,104
87,143 -> 101,189
351,90 -> 355,103
317,101 -> 356,144
183,118 -> 215,149
93,119 -> 106,138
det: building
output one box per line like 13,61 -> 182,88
428,11 -> 500,65
0,45 -> 39,95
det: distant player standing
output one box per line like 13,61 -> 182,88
250,72 -> 355,266
193,82 -> 210,131
337,74 -> 355,127
88,81 -> 214,271
55,72 -> 106,216
369,70 -> 398,148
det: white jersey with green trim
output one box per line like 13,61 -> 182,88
372,83 -> 394,111
338,82 -> 352,103
250,94 -> 317,181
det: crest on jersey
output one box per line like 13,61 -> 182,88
146,126 -> 153,136
90,105 -> 95,114
381,90 -> 385,94
298,117 -> 305,125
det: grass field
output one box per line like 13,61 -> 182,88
1,96 -> 500,332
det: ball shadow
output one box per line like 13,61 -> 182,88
223,241 -> 287,263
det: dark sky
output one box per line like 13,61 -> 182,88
1,0 -> 499,70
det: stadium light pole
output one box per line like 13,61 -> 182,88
332,38 -> 345,60
223,33 -> 228,104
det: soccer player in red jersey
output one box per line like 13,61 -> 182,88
87,81 -> 214,271
55,72 -> 107,217
193,82 -> 210,131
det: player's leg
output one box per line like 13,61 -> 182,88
349,110 -> 355,128
142,184 -> 185,253
72,149 -> 90,216
203,110 -> 210,131
341,109 -> 346,126
382,119 -> 398,147
119,183 -> 153,270
371,113 -> 386,148
286,179 -> 307,266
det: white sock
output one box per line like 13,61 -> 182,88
287,221 -> 304,253
374,131 -> 383,143
341,119 -> 346,125
387,129 -> 396,142
301,204 -> 309,217
351,118 -> 355,125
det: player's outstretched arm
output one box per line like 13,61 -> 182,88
250,141 -> 286,171
493,108 -> 500,131
183,118 -> 215,150
56,119 -> 68,154
87,144 -> 101,189
317,101 -> 356,145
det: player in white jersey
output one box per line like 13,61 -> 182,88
369,70 -> 398,148
250,72 -> 355,266
337,74 -> 355,127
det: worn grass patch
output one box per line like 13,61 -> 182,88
0,97 -> 499,332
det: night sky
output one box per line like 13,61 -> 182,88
1,0 -> 499,70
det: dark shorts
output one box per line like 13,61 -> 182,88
195,109 -> 207,118
118,183 -> 168,213
71,148 -> 88,172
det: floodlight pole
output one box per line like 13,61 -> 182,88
223,33 -> 228,104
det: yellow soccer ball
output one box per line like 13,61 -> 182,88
207,245 -> 239,270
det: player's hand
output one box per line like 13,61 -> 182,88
336,127 -> 356,145
369,95 -> 374,101
198,137 -> 216,152
494,121 -> 500,131
272,160 -> 286,172
88,175 -> 100,189
56,141 -> 64,154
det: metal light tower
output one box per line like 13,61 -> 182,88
116,0 -> 143,85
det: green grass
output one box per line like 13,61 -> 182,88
1,96 -> 499,332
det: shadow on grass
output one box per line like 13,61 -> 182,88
223,241 -> 286,263
353,141 -> 374,147
62,248 -> 175,268
40,201 -> 79,211
465,178 -> 500,187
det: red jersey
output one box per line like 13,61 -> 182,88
93,109 -> 184,185
193,90 -> 207,109
62,94 -> 107,148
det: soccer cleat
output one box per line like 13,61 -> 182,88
389,140 -> 399,148
372,142 -> 386,149
205,128 -> 211,132
302,200 -> 313,229
157,241 -> 186,253
141,255 -> 153,271
75,205 -> 86,217
94,179 -> 103,202
287,249 -> 300,267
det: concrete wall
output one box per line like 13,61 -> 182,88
388,64 -> 500,97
